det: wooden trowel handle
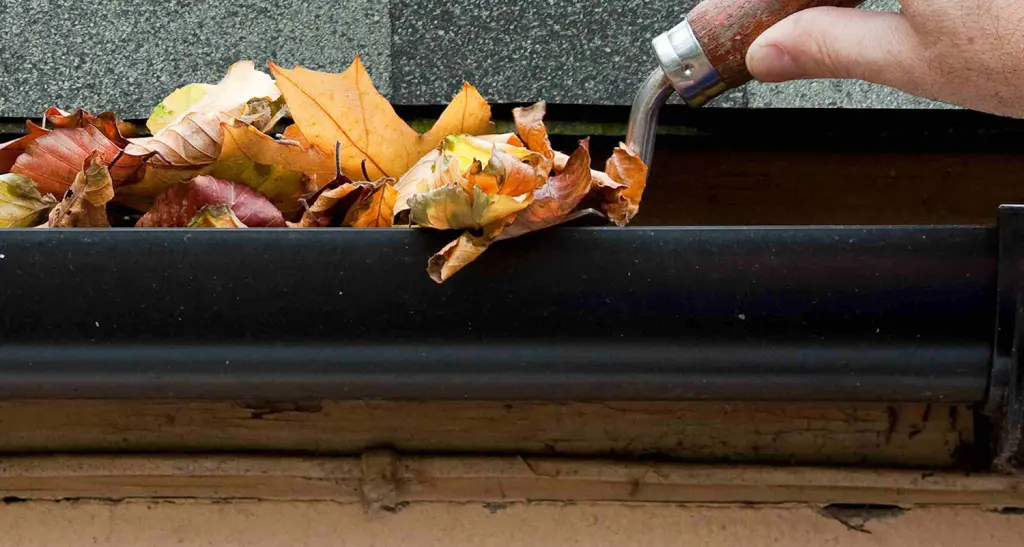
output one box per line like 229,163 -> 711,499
689,0 -> 866,86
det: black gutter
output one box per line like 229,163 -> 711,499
0,225 -> 997,402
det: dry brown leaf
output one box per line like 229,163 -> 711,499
289,177 -> 367,228
128,111 -> 227,166
186,204 -> 248,228
427,231 -> 494,284
12,126 -> 149,196
597,144 -> 649,226
47,152 -> 115,227
498,138 -> 594,240
344,181 -> 398,228
0,173 -> 58,228
269,56 -> 492,180
512,101 -> 554,177
424,140 -> 598,283
0,122 -> 48,174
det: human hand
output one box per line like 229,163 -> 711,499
745,1 -> 1024,118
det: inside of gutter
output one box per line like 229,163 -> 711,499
7,106 -> 1023,227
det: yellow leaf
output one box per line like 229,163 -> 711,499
206,121 -> 335,216
442,134 -> 546,196
146,83 -> 214,134
344,181 -> 398,228
0,174 -> 58,228
444,134 -> 540,177
269,56 -> 491,180
471,185 -> 532,227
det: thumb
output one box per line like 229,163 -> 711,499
746,7 -> 924,88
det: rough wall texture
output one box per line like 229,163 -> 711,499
0,0 -> 944,117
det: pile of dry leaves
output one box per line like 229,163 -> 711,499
0,58 -> 647,282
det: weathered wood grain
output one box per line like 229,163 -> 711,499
0,400 -> 973,468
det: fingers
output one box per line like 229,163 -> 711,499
745,7 -> 928,92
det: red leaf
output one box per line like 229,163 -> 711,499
11,126 -> 149,196
44,107 -> 136,146
0,122 -> 48,174
136,175 -> 286,228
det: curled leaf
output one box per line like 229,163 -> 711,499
0,122 -> 48,174
596,144 -> 649,226
468,144 -> 546,197
237,97 -> 290,134
498,138 -> 594,240
0,174 -> 58,228
47,152 -> 115,227
396,134 -> 546,225
512,101 -> 554,176
427,230 -> 495,284
12,126 -> 148,196
290,176 -> 366,228
187,204 -> 247,228
136,175 -> 285,228
270,56 -> 492,180
393,148 -> 441,219
130,112 -> 226,166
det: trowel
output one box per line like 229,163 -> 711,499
626,0 -> 865,166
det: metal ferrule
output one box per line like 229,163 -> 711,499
652,18 -> 727,108
625,68 -> 673,168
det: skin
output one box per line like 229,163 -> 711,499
745,1 -> 1024,118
